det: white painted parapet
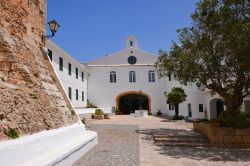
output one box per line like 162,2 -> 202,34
0,122 -> 97,166
76,107 -> 112,115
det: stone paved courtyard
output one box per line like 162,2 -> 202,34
73,124 -> 139,166
74,115 -> 250,166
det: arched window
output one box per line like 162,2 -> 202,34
148,70 -> 155,82
130,40 -> 133,46
129,71 -> 136,83
110,71 -> 116,83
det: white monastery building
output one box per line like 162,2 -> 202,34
46,36 -> 250,120
46,41 -> 88,109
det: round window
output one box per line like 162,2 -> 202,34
128,56 -> 137,64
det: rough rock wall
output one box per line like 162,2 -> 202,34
0,0 -> 78,140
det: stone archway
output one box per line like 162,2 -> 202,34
116,91 -> 151,114
210,98 -> 224,119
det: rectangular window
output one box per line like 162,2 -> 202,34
82,91 -> 84,101
148,71 -> 155,82
188,103 -> 192,117
76,89 -> 78,100
110,71 -> 116,83
59,57 -> 63,71
169,103 -> 174,110
129,71 -> 136,83
81,72 -> 84,82
68,87 -> 72,100
48,49 -> 52,61
76,68 -> 78,79
68,63 -> 71,75
199,104 -> 203,112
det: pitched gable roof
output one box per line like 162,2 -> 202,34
87,47 -> 158,66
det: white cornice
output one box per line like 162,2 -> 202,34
87,64 -> 155,67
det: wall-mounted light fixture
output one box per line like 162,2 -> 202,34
43,20 -> 60,42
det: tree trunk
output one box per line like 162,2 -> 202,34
210,84 -> 244,117
174,104 -> 179,117
224,97 -> 243,113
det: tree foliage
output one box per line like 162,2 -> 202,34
156,0 -> 250,113
166,87 -> 187,117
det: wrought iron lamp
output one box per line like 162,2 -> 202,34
43,20 -> 60,41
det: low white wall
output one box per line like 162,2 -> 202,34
76,108 -> 112,115
0,122 -> 97,166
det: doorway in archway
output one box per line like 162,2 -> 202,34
216,99 -> 224,117
117,92 -> 150,114
210,98 -> 224,119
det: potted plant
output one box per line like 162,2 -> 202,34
93,109 -> 104,120
115,107 -> 120,115
104,113 -> 109,119
156,110 -> 162,116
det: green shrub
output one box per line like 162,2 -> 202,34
218,110 -> 250,128
173,115 -> 184,120
148,112 -> 152,116
201,119 -> 209,122
104,113 -> 109,119
4,128 -> 19,139
210,119 -> 219,123
115,108 -> 120,115
87,100 -> 97,108
111,106 -> 116,113
95,109 -> 103,115
156,110 -> 162,116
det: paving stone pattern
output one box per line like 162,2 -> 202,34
73,124 -> 139,166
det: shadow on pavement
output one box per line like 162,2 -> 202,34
136,128 -> 250,162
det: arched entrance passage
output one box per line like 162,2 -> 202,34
210,98 -> 224,119
116,91 -> 151,114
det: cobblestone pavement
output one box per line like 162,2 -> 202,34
74,115 -> 250,166
73,124 -> 139,166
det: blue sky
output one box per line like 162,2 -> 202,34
47,0 -> 198,62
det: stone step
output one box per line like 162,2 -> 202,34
154,137 -> 209,142
155,142 -> 211,147
153,132 -> 210,147
153,134 -> 205,139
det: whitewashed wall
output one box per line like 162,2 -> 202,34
87,65 -> 167,114
46,40 -> 88,109
87,65 -> 211,118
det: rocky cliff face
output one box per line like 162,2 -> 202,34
0,0 -> 78,140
